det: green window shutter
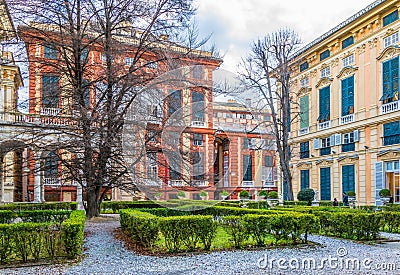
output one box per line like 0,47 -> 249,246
300,95 -> 309,128
341,76 -> 354,116
320,167 -> 331,201
381,57 -> 399,101
319,86 -> 330,121
342,165 -> 355,193
300,170 -> 310,190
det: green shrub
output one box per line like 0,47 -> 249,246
347,191 -> 356,197
0,211 -> 15,224
239,190 -> 249,199
241,214 -> 271,246
268,191 -> 278,199
177,191 -> 186,198
61,210 -> 86,258
379,212 -> 400,233
221,216 -> 247,248
297,189 -> 315,205
258,190 -> 268,198
220,190 -> 229,198
379,189 -> 391,197
0,202 -> 77,211
199,191 -> 208,198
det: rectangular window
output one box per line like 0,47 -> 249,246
318,86 -> 330,122
300,141 -> 309,159
300,170 -> 310,190
300,62 -> 309,72
342,132 -> 355,152
343,55 -> 355,67
44,44 -> 57,59
342,36 -> 354,49
193,66 -> 203,79
300,77 -> 309,88
167,90 -> 182,116
145,61 -> 157,69
147,130 -> 157,142
125,57 -> 134,65
320,50 -> 330,61
384,121 -> 400,146
341,76 -> 354,116
243,155 -> 252,181
320,137 -> 331,156
243,137 -> 249,149
383,10 -> 399,27
342,165 -> 355,193
223,155 -> 229,187
300,95 -> 309,129
193,133 -> 203,146
321,66 -> 330,78
42,75 -> 60,108
381,57 -> 399,102
192,152 -> 204,180
264,156 -> 273,167
192,91 -> 205,122
320,167 -> 331,200
384,32 -> 399,48
146,152 -> 158,181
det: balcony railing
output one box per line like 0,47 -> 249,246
318,121 -> 331,131
381,100 -> 399,114
145,179 -> 162,187
0,111 -> 75,126
242,181 -> 254,187
262,181 -> 276,187
298,127 -> 309,136
340,114 -> 355,125
40,107 -> 60,116
192,180 -> 208,187
43,177 -> 61,185
169,180 -> 185,186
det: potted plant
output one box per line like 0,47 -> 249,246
258,190 -> 268,200
177,191 -> 186,199
267,191 -> 279,207
220,190 -> 229,200
199,190 -> 208,200
239,190 -> 249,200
379,189 -> 391,205
297,188 -> 315,206
347,190 -> 356,208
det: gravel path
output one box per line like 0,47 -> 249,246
1,215 -> 400,275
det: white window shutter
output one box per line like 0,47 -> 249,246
375,161 -> 384,206
313,139 -> 320,150
335,134 -> 342,145
330,135 -> 336,146
354,129 -> 360,142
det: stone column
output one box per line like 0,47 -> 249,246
76,183 -> 84,210
34,158 -> 41,202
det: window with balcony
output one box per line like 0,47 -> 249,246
300,170 -> 310,190
343,55 -> 355,67
300,61 -> 309,72
193,133 -> 203,146
243,155 -> 253,181
320,49 -> 330,61
383,10 -> 399,27
42,75 -> 60,109
384,121 -> 400,146
380,57 -> 399,103
341,75 -> 354,116
321,66 -> 330,78
342,36 -> 354,49
192,91 -> 205,124
318,86 -> 330,122
342,132 -> 355,152
320,137 -> 331,156
44,44 -> 58,59
384,32 -> 399,48
300,77 -> 309,88
300,95 -> 309,130
300,142 -> 309,159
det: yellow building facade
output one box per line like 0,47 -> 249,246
290,0 -> 400,205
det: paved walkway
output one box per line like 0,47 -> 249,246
1,215 -> 400,275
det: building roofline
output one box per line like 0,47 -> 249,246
293,0 -> 388,59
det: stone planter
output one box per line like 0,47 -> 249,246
348,197 -> 356,208
381,197 -> 391,205
221,195 -> 228,200
267,198 -> 279,208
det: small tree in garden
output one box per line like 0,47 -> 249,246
199,190 -> 207,199
220,190 -> 229,199
177,191 -> 186,199
258,190 -> 268,199
268,191 -> 279,199
239,190 -> 249,200
297,189 -> 315,206
379,189 -> 391,198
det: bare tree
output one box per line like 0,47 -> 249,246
7,0 -> 218,218
239,29 -> 302,201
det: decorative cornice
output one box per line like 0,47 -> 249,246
368,37 -> 378,49
296,161 -> 312,169
315,77 -> 333,88
337,66 -> 359,79
357,44 -> 366,54
298,87 -> 312,97
377,149 -> 400,160
376,45 -> 400,61
338,154 -> 359,164
316,158 -> 334,166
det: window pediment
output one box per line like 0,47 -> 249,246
316,158 -> 334,166
315,77 -> 333,89
296,161 -> 312,169
337,154 -> 359,164
298,86 -> 311,97
336,66 -> 359,79
377,149 -> 400,161
376,45 -> 400,61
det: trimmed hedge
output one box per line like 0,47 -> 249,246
61,210 -> 86,258
379,212 -> 400,233
0,202 -> 77,211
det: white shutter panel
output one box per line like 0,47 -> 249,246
354,129 -> 360,142
335,134 -> 342,145
330,135 -> 336,146
375,161 -> 384,206
313,139 -> 320,149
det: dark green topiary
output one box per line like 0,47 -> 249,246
239,190 -> 249,199
347,191 -> 356,197
379,189 -> 391,197
268,191 -> 279,199
258,190 -> 268,198
297,189 -> 315,206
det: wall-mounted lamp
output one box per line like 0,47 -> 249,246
332,150 -> 336,154
311,154 -> 315,157
364,146 -> 369,150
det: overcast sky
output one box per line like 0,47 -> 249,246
194,0 -> 372,72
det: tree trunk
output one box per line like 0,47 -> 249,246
86,189 -> 100,219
